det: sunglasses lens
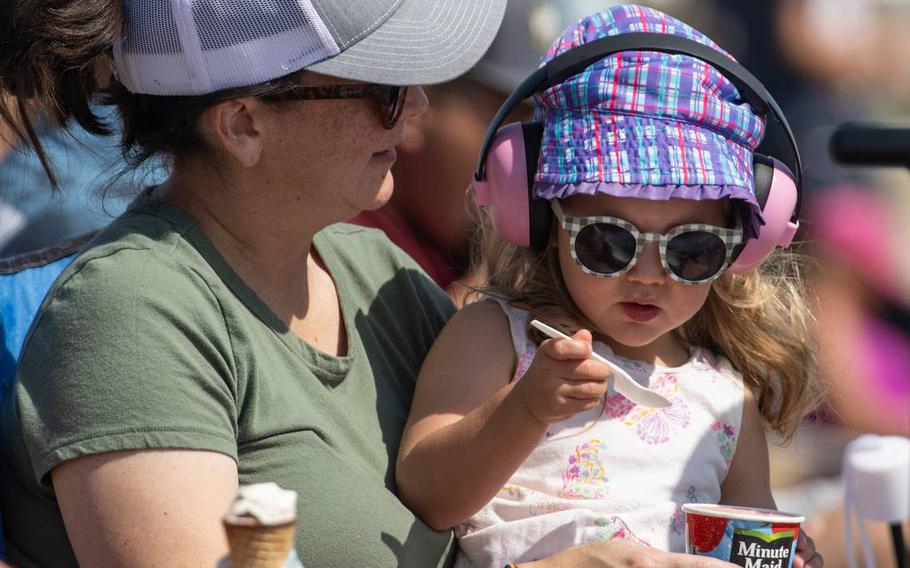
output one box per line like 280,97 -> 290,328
575,223 -> 637,274
666,231 -> 728,282
383,86 -> 407,129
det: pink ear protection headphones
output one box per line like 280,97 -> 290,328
472,33 -> 803,274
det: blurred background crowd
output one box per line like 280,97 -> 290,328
1,0 -> 907,566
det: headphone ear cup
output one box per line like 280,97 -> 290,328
472,122 -> 548,249
728,154 -> 800,273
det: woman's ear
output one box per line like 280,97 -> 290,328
201,98 -> 264,168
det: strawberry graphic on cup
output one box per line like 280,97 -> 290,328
772,522 -> 800,541
689,514 -> 729,553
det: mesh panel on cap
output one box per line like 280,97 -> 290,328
113,0 -> 339,95
121,2 -> 182,55
193,0 -> 316,51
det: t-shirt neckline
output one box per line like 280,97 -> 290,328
131,191 -> 357,383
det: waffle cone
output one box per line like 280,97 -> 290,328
224,518 -> 297,568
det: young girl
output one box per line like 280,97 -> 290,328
396,6 -> 823,568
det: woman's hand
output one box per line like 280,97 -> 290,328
793,530 -> 823,568
511,329 -> 612,425
518,539 -> 738,567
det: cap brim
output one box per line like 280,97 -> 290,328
307,0 -> 507,86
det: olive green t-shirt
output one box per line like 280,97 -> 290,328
0,197 -> 456,567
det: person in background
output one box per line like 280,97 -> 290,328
350,0 -> 543,302
810,187 -> 909,437
0,87 -> 166,257
769,186 -> 910,568
0,96 -> 26,251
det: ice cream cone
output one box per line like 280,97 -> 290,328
223,517 -> 297,568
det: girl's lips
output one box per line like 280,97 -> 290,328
372,148 -> 397,161
620,302 -> 660,322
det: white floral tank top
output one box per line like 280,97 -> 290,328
454,300 -> 745,568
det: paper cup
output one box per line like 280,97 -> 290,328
682,504 -> 804,568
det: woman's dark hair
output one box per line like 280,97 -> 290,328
107,79 -> 303,174
0,0 -> 303,190
0,0 -> 121,188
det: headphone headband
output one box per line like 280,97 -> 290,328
473,32 -> 802,216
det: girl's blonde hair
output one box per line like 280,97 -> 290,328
468,196 -> 823,442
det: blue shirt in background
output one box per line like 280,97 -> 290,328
0,103 -> 166,257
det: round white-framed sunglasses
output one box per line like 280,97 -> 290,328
551,201 -> 744,285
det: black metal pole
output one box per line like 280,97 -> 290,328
892,522 -> 908,568
830,122 -> 910,168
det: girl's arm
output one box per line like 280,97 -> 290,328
52,449 -> 238,567
396,301 -> 609,530
720,388 -> 823,568
720,386 -> 774,508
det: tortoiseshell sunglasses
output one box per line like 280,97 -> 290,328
264,84 -> 408,129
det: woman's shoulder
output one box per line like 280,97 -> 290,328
61,226 -> 214,299
33,219 -> 225,342
320,222 -> 456,322
320,222 -> 449,288
320,222 -> 433,269
319,223 -> 412,271
62,199 -> 203,270
320,222 -> 401,250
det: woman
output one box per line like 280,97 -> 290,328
0,1 -> 503,566
0,1 -> 744,567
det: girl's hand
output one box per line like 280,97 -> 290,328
793,531 -> 823,568
510,328 -> 612,425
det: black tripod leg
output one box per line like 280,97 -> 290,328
892,522 -> 908,568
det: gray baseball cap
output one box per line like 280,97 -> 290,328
113,0 -> 508,96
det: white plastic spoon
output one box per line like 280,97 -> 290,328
529,319 -> 672,409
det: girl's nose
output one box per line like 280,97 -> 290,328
626,243 -> 667,285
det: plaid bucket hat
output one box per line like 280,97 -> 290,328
532,4 -> 767,238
